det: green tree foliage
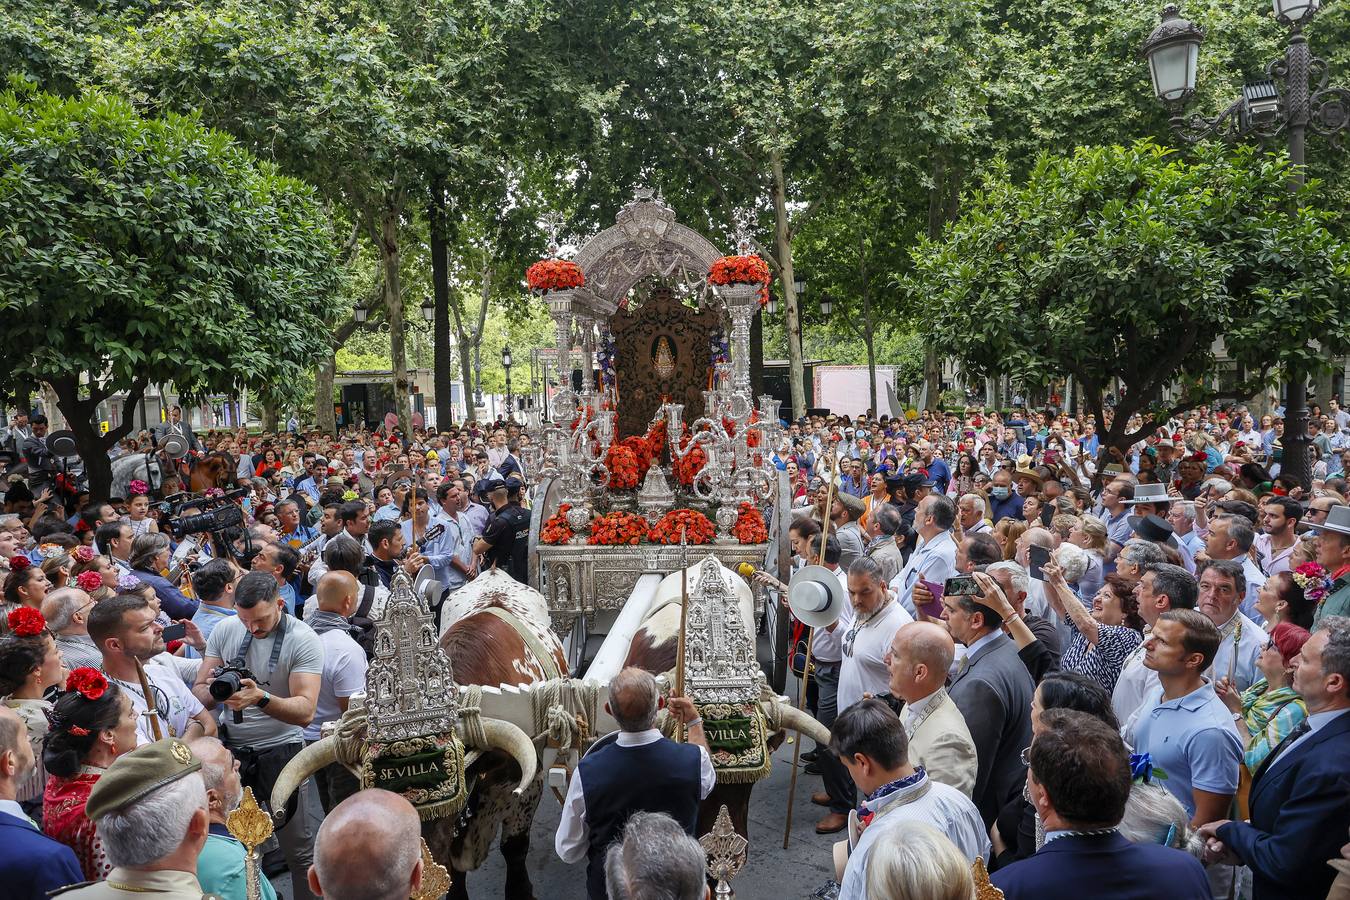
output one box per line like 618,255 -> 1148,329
909,140 -> 1350,452
0,90 -> 339,496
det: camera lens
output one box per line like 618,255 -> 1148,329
209,670 -> 243,701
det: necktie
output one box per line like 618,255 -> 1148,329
1259,718 -> 1311,777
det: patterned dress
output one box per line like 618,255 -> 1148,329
1060,618 -> 1144,694
44,766 -> 110,880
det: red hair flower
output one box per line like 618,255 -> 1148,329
72,545 -> 94,563
7,607 -> 47,637
75,570 -> 104,594
128,479 -> 149,497
8,555 -> 31,572
68,725 -> 90,737
65,667 -> 108,701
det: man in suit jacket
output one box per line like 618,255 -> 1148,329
154,405 -> 201,453
942,570 -> 1035,826
887,621 -> 978,797
1200,616 -> 1350,900
992,709 -> 1211,900
0,706 -> 84,899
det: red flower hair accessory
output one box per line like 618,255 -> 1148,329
68,725 -> 90,737
72,545 -> 94,563
65,667 -> 108,701
7,606 -> 47,637
128,479 -> 149,497
8,555 -> 30,572
75,570 -> 104,594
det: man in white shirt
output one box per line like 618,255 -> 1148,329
832,699 -> 989,900
890,494 -> 959,618
555,668 -> 712,900
1253,497 -> 1300,579
305,571 -> 368,812
1196,558 -> 1267,692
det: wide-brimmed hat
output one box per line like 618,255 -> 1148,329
1123,483 -> 1170,506
1013,456 -> 1043,487
1128,513 -> 1177,547
1311,504 -> 1350,537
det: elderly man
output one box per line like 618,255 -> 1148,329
1311,506 -> 1350,628
0,705 -> 83,900
61,739 -> 211,898
308,790 -> 423,900
831,700 -> 988,900
942,570 -> 1035,827
605,812 -> 709,900
891,494 -> 959,618
1195,559 -> 1268,692
42,587 -> 102,670
1166,499 -> 1205,560
814,557 -> 914,833
191,736 -> 277,900
1203,515 -> 1267,623
885,621 -> 977,796
863,502 -> 904,584
555,668 -> 712,900
830,492 -> 866,570
1201,617 -> 1350,900
988,468 -> 1024,524
958,493 -> 992,534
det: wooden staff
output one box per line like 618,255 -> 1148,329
134,656 -> 165,741
783,449 -> 840,849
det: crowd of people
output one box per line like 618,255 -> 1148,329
0,397 -> 1349,900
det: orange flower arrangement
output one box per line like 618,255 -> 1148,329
604,444 -> 642,490
588,511 -> 650,546
721,410 -> 761,448
526,259 -> 585,292
541,504 -> 575,545
673,436 -> 707,487
708,255 -> 771,307
649,508 -> 716,545
731,502 -> 768,544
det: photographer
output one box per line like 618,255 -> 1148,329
192,571 -> 323,900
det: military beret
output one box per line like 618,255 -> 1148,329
85,738 -> 203,821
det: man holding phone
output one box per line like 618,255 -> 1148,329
890,494 -> 959,620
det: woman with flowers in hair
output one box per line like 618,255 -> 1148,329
1,555 -> 51,624
1254,563 -> 1326,631
0,607 -> 66,817
42,668 -> 136,878
69,547 -> 119,595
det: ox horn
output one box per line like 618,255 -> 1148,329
458,719 -> 537,796
771,701 -> 831,748
270,736 -> 339,817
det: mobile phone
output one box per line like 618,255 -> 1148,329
943,575 -> 981,597
917,579 -> 947,618
161,623 -> 187,642
1028,545 -> 1052,581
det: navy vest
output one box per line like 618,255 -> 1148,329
578,736 -> 702,899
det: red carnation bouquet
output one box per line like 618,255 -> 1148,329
709,254 -> 771,307
604,444 -> 642,490
541,504 -> 576,545
649,508 -> 716,545
527,259 -> 585,293
731,502 -> 768,544
65,667 -> 108,701
75,570 -> 104,594
7,606 -> 47,637
8,555 -> 31,572
673,436 -> 707,487
588,511 -> 650,546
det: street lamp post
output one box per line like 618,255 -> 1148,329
502,345 -> 513,422
1141,1 -> 1348,488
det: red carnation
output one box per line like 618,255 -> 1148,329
8,555 -> 30,572
65,667 -> 108,701
75,570 -> 104,594
7,606 -> 47,637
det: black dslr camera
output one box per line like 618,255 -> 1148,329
209,658 -> 257,724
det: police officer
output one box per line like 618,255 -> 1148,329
54,739 -> 221,899
472,477 -> 531,584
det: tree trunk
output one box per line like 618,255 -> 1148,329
315,350 -> 337,434
49,375 -> 146,502
381,203 -> 411,433
772,152 -> 806,420
429,179 -> 456,431
261,401 -> 279,433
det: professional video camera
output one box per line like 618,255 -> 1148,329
163,487 -> 248,538
209,658 -> 257,724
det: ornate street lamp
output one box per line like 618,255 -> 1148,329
819,292 -> 833,318
502,345 -> 513,419
353,305 -> 369,324
1141,2 -> 1348,489
420,297 -> 435,323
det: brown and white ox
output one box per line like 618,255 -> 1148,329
272,568 -> 565,900
620,560 -> 829,840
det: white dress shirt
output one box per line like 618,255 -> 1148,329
554,729 -> 715,864
890,530 -> 957,618
810,566 -> 854,663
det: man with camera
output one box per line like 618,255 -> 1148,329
193,571 -> 324,900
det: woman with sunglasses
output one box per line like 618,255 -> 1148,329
1214,621 -> 1310,777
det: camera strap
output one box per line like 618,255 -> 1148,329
237,609 -> 288,686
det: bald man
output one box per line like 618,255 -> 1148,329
308,789 -> 422,900
885,621 -> 978,797
305,571 -> 368,812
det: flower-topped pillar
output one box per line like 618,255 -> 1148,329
577,316 -> 597,398
546,292 -> 577,425
707,237 -> 770,399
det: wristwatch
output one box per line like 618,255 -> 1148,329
257,692 -> 272,710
